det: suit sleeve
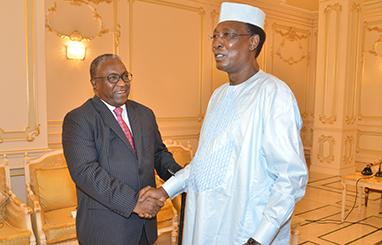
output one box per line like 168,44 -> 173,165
252,87 -> 308,244
150,111 -> 182,181
62,112 -> 138,218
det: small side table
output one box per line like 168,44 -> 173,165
341,173 -> 382,222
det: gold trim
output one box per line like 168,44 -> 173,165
317,135 -> 335,163
367,26 -> 382,57
113,0 -> 120,54
319,3 -> 342,125
319,115 -> 336,124
352,2 -> 361,11
272,24 -> 310,65
324,2 -> 342,13
343,136 -> 353,165
128,0 -> 205,120
46,0 -> 109,41
0,0 -> 40,143
356,130 -> 382,153
345,2 -> 361,125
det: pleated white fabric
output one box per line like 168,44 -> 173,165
163,70 -> 308,245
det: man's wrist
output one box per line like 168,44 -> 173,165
159,187 -> 169,200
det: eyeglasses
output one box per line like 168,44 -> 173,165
93,72 -> 133,84
210,32 -> 252,42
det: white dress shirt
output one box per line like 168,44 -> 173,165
101,100 -> 133,135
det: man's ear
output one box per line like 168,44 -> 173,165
249,34 -> 260,51
90,79 -> 96,89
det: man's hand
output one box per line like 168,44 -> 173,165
133,186 -> 165,219
140,186 -> 169,203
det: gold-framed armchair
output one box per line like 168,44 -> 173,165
156,140 -> 193,244
25,150 -> 77,245
0,160 -> 35,245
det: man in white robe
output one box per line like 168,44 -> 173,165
142,2 -> 308,244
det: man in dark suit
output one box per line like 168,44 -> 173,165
62,53 -> 182,245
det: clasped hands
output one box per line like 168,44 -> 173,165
133,186 -> 169,219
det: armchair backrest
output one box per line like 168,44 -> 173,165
166,141 -> 193,167
26,150 -> 77,212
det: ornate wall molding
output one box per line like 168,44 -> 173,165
317,135 -> 335,163
272,24 -> 310,65
46,0 -> 110,41
318,3 -> 342,125
345,2 -> 362,126
324,2 -> 342,13
112,0 -> 121,54
343,136 -> 353,165
357,130 -> 382,154
366,26 -> 382,57
0,0 -> 40,143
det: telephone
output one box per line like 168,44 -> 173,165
375,161 -> 382,177
361,165 -> 373,176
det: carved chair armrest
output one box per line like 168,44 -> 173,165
26,186 -> 41,212
26,186 -> 45,232
5,191 -> 32,229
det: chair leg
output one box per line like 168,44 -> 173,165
364,187 -> 369,207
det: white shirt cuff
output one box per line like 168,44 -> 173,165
161,167 -> 188,198
252,217 -> 279,245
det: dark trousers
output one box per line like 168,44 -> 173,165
139,226 -> 150,245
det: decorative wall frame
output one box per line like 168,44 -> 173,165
46,0 -> 110,41
272,24 -> 310,65
367,26 -> 382,58
0,0 -> 40,143
318,3 -> 342,125
317,135 -> 335,164
343,136 -> 354,165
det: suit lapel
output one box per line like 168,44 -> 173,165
126,101 -> 143,161
91,96 -> 136,154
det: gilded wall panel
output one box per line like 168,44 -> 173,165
270,23 -> 311,108
317,3 -> 342,125
317,135 -> 335,164
357,130 -> 382,154
343,136 -> 354,165
0,0 -> 40,144
359,20 -> 382,121
129,0 -> 204,120
344,2 -> 361,125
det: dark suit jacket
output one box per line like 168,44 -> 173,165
62,96 -> 181,245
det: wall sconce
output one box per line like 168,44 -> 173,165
66,40 -> 86,60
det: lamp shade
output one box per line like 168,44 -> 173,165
66,40 -> 86,60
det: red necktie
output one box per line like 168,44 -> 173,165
113,107 -> 136,151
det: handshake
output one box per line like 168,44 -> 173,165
133,186 -> 169,219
